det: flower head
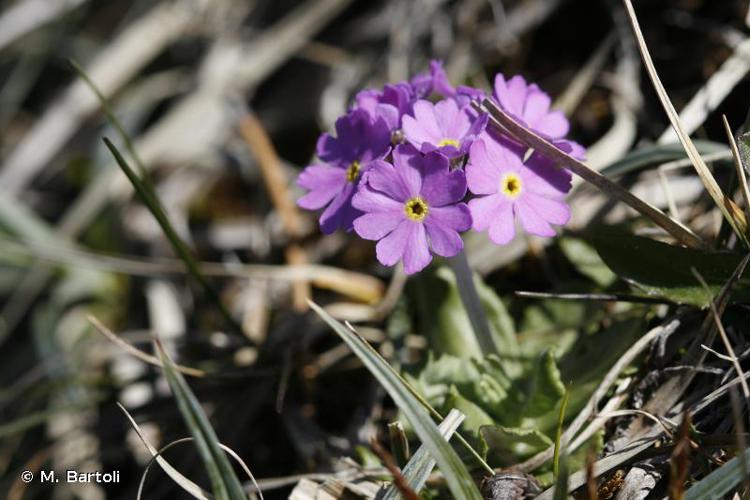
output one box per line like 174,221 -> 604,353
466,133 -> 571,245
352,144 -> 472,274
297,109 -> 391,233
402,99 -> 487,158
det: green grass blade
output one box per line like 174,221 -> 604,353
68,58 -> 154,191
103,138 -> 241,335
600,141 -> 728,178
552,454 -> 570,500
684,446 -> 750,500
553,388 -> 570,480
308,301 -> 483,500
382,409 -> 465,500
156,340 -> 247,500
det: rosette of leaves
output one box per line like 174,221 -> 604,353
396,265 -> 645,480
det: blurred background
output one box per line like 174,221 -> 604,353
1,0 -> 750,498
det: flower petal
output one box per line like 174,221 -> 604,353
297,165 -> 346,210
494,74 -> 527,117
488,206 -> 516,245
466,140 -> 500,196
362,159 -> 414,202
376,220 -> 411,267
434,99 -> 461,136
402,222 -> 432,274
522,87 -> 552,125
319,183 -> 359,234
402,100 -> 442,149
427,204 -> 472,232
533,109 -> 569,139
421,156 -> 466,207
521,154 -> 572,197
391,144 -> 424,197
468,194 -> 506,231
425,220 -> 463,257
516,198 -> 556,237
353,210 -> 404,240
352,182 -> 403,212
522,193 -> 571,226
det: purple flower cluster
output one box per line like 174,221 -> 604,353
297,62 -> 583,274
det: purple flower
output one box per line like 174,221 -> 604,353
355,82 -> 413,130
297,109 -> 391,233
493,74 -> 569,139
430,60 -> 454,97
492,73 -> 585,160
409,69 -> 434,99
402,99 -> 488,158
352,145 -> 472,274
466,134 -> 571,245
429,60 -> 486,107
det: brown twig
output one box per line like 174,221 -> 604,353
668,412 -> 692,500
370,439 -> 420,500
239,112 -> 310,311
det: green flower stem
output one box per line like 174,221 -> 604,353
447,250 -> 499,357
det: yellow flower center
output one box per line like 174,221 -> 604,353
404,196 -> 429,221
501,173 -> 522,199
437,138 -> 460,148
346,160 -> 361,183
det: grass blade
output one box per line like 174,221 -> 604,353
553,388 -> 570,480
117,403 -> 210,500
88,315 -> 205,377
381,409 -> 465,500
308,301 -> 483,500
68,58 -> 154,190
723,115 -> 750,223
620,0 -> 749,247
552,454 -> 570,500
684,446 -> 750,499
155,339 -> 247,500
103,137 -> 242,335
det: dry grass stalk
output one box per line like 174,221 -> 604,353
723,115 -> 750,223
621,0 -> 749,245
480,99 -> 703,249
87,315 -> 205,378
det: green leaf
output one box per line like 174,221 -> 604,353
156,341 -> 247,500
445,386 -> 494,439
309,301 -> 483,500
559,237 -> 616,287
413,266 -> 518,369
481,425 -> 553,467
592,231 -> 750,306
684,446 -> 750,500
522,351 -> 566,419
600,140 -> 727,178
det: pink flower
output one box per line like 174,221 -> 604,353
466,133 -> 571,245
352,145 -> 471,274
401,99 -> 487,159
493,74 -> 584,160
